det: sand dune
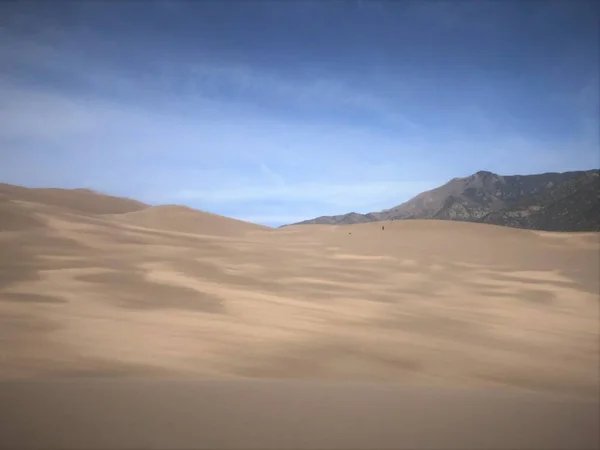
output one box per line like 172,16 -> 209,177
0,184 -> 598,448
109,204 -> 270,237
0,183 -> 148,215
0,197 -> 49,231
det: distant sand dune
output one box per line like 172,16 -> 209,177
108,205 -> 271,237
0,183 -> 147,215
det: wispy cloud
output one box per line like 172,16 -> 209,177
0,77 -> 436,212
187,62 -> 422,131
0,29 -> 420,134
171,181 -> 435,207
258,162 -> 286,188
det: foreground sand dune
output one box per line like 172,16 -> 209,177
0,185 -> 599,448
0,185 -> 598,395
1,380 -> 598,450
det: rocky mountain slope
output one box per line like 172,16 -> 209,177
291,169 -> 600,231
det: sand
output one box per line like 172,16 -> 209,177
0,185 -> 598,449
1,380 -> 598,450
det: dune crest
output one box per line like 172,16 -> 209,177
0,183 -> 148,215
109,204 -> 271,237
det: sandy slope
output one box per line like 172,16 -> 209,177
0,184 -> 147,215
108,204 -> 271,237
0,185 -> 598,395
0,185 -> 599,448
1,380 -> 598,450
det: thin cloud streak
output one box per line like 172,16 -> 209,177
0,31 -> 420,134
171,181 -> 436,205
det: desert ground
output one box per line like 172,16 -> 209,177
0,184 -> 598,449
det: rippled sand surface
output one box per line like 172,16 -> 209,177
1,184 -> 598,448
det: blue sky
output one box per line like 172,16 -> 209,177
0,1 -> 598,226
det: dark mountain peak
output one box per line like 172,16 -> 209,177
449,170 -> 499,185
473,170 -> 499,180
289,169 -> 599,231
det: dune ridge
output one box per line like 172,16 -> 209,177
0,183 -> 148,215
108,204 -> 271,237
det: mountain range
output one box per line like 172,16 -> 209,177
289,169 -> 600,232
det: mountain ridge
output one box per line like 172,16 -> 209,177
289,169 -> 600,232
